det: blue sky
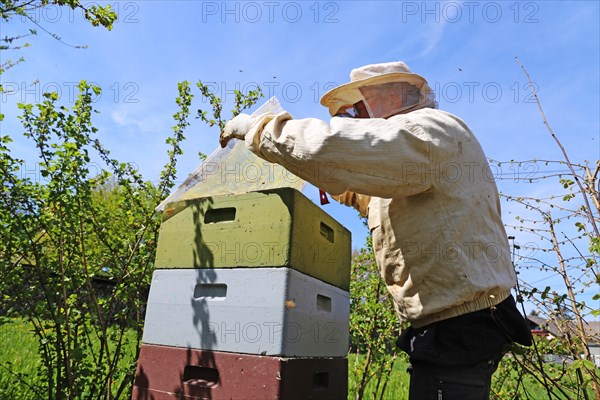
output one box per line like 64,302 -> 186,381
2,1 -> 599,314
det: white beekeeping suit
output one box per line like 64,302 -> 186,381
219,60 -> 531,399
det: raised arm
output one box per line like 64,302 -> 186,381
243,111 -> 438,198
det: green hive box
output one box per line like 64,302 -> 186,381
155,188 -> 351,290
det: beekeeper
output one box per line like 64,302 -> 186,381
220,61 -> 531,399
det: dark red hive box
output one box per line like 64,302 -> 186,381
132,344 -> 347,400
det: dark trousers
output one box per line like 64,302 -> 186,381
408,354 -> 503,400
398,296 -> 532,399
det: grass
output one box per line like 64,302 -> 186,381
1,318 -> 597,399
0,317 -> 43,399
1,318 -> 410,399
347,352 -> 598,400
347,352 -> 410,398
1,317 -> 408,399
0,317 -> 139,399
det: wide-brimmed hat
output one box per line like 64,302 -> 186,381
320,61 -> 433,116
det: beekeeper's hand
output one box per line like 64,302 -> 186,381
331,191 -> 371,216
220,113 -> 255,148
331,191 -> 355,207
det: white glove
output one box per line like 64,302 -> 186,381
220,113 -> 255,148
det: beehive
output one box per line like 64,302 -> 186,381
142,268 -> 350,357
133,344 -> 348,400
135,188 -> 351,399
155,188 -> 351,290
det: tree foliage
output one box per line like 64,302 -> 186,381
0,0 -> 117,119
0,81 -> 191,399
0,75 -> 263,398
348,232 -> 404,400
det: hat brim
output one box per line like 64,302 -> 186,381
320,72 -> 429,116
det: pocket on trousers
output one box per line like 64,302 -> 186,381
433,360 -> 495,400
435,380 -> 487,400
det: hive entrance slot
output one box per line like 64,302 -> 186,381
320,222 -> 334,243
194,283 -> 228,299
205,207 -> 236,223
316,294 -> 332,312
183,366 -> 219,387
313,371 -> 329,390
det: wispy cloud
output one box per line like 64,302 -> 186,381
414,19 -> 449,59
110,107 -> 129,126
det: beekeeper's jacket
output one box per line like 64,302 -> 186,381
243,107 -> 516,328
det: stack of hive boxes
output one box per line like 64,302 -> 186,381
132,188 -> 352,399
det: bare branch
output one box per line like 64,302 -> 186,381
515,57 -> 599,237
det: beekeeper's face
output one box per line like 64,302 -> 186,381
364,94 -> 402,118
333,101 -> 370,119
360,84 -> 405,118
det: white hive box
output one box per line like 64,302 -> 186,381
142,268 -> 349,357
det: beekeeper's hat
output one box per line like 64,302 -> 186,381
320,61 -> 436,117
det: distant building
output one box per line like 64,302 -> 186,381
526,315 -> 600,367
